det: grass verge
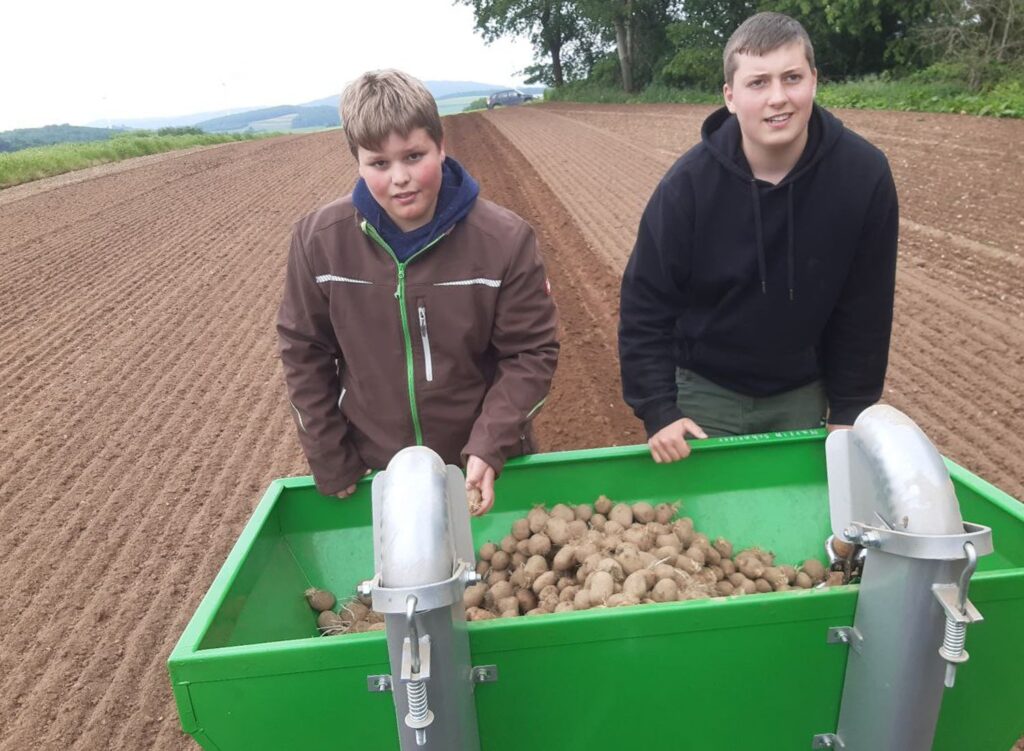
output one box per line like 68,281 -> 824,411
0,132 -> 276,190
544,78 -> 1023,118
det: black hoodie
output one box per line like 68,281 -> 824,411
619,104 -> 898,436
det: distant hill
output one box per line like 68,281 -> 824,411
85,107 -> 263,131
302,81 -> 544,110
48,80 -> 545,138
0,124 -> 121,153
194,105 -> 340,133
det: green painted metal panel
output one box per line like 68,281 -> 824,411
168,433 -> 1024,750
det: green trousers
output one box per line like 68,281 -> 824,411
676,368 -> 827,437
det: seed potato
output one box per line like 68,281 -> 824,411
632,501 -> 656,524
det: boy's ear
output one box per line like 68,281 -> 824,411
438,135 -> 447,162
723,82 -> 736,113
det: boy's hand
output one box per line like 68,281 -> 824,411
333,469 -> 372,499
465,455 -> 496,516
648,418 -> 708,463
826,423 -> 852,432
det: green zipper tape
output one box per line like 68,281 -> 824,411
360,220 -> 449,446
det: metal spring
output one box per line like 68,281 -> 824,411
407,680 -> 428,722
941,619 -> 966,659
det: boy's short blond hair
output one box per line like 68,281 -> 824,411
723,12 -> 815,86
340,69 -> 443,158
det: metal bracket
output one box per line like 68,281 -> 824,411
400,635 -> 432,681
471,665 -> 499,683
812,733 -> 845,749
827,626 -> 864,654
933,584 -> 983,625
841,521 -> 992,560
367,674 -> 392,692
360,560 -> 475,613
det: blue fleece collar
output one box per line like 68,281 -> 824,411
352,157 -> 480,262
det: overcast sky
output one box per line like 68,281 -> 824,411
1,0 -> 537,131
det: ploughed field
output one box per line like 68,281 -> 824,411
0,103 -> 1021,750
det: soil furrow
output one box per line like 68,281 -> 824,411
0,104 -> 1020,751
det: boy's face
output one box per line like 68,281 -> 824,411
357,127 -> 445,233
723,41 -> 817,160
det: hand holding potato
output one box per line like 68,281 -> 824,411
465,455 -> 496,516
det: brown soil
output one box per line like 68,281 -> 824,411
0,104 -> 1021,750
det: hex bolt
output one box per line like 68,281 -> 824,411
843,525 -> 861,542
860,531 -> 882,548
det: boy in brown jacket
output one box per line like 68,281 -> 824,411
276,70 -> 558,515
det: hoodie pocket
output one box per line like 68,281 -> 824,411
417,302 -> 433,383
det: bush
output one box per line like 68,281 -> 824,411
544,81 -> 719,105
544,75 -> 1022,118
817,75 -> 1024,117
157,126 -> 204,136
463,97 -> 488,112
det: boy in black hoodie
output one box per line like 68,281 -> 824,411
619,12 -> 898,463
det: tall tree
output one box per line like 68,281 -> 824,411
662,0 -> 757,89
458,0 -> 593,86
916,0 -> 1024,87
579,0 -> 678,91
768,0 -> 936,78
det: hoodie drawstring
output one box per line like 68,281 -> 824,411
787,183 -> 795,301
749,180 -> 797,302
750,180 -> 767,295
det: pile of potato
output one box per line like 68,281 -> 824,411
304,587 -> 384,635
303,496 -> 839,634
463,497 -> 835,621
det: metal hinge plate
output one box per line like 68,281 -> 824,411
812,732 -> 845,749
472,665 -> 499,683
367,674 -> 392,692
827,626 -> 864,653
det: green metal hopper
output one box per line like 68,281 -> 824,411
168,431 -> 1024,750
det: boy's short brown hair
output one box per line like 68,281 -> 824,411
723,12 -> 815,86
339,69 -> 443,158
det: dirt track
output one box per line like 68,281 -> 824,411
1,104 -> 1022,750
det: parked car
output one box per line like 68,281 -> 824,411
486,89 -> 536,109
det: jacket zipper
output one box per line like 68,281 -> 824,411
361,220 -> 448,445
418,304 -> 433,382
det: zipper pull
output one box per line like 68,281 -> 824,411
418,306 -> 426,328
395,265 -> 405,299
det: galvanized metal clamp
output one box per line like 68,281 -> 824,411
358,560 -> 479,614
840,521 -> 992,560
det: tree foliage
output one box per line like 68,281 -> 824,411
461,0 -> 1024,92
662,0 -> 757,89
913,0 -> 1024,88
0,124 -> 115,153
456,0 -> 597,85
576,0 -> 678,91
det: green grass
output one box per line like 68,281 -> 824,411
817,77 -> 1024,118
545,81 -> 720,105
0,132 -> 276,189
544,77 -> 1023,118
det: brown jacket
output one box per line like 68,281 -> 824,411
277,196 -> 559,495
